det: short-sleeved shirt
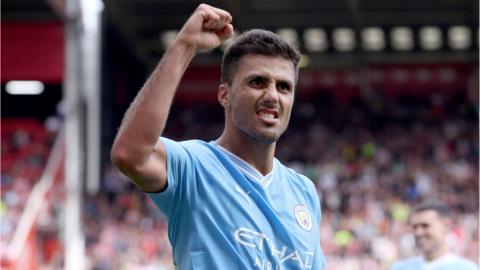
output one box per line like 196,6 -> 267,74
147,138 -> 326,270
391,253 -> 479,270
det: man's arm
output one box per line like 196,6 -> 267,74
110,4 -> 233,192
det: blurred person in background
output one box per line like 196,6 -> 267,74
111,3 -> 325,270
391,202 -> 478,270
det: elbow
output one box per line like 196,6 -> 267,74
110,144 -> 136,173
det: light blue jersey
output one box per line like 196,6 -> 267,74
147,138 -> 326,270
391,253 -> 479,270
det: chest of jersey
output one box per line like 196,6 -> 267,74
184,156 -> 319,269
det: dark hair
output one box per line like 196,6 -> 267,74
221,29 -> 301,85
413,202 -> 450,218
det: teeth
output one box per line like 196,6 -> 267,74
259,112 -> 275,120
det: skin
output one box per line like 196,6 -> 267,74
217,54 -> 296,175
111,4 -> 234,192
410,210 -> 450,261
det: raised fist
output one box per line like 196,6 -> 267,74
175,4 -> 234,52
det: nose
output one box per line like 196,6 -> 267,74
413,226 -> 424,237
261,84 -> 279,106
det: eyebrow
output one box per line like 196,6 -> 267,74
412,223 -> 429,227
244,73 -> 294,87
245,74 -> 267,81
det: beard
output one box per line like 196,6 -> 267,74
234,117 -> 288,144
226,102 -> 291,145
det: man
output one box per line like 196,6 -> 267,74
111,3 -> 325,270
391,203 -> 478,270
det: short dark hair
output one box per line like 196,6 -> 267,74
221,29 -> 301,85
413,202 -> 450,218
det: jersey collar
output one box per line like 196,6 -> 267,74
422,252 -> 455,268
213,141 -> 275,187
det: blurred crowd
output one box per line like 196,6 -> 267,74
279,92 -> 479,269
86,91 -> 479,270
1,91 -> 478,270
1,118 -> 61,267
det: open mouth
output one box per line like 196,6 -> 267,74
256,108 -> 279,124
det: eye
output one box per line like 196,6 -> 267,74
277,81 -> 292,92
249,77 -> 266,88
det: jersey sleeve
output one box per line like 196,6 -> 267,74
145,137 -> 194,217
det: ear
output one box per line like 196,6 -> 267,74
218,84 -> 229,108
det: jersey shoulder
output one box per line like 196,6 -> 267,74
450,254 -> 479,269
176,139 -> 210,151
164,138 -> 216,159
391,257 -> 423,270
275,159 -> 317,195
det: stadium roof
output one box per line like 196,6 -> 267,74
3,0 -> 479,68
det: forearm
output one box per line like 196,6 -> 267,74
112,41 -> 196,165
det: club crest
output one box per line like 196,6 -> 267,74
294,205 -> 312,231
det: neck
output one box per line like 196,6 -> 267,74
424,246 -> 449,262
217,129 -> 275,176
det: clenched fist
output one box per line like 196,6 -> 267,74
175,4 -> 234,52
